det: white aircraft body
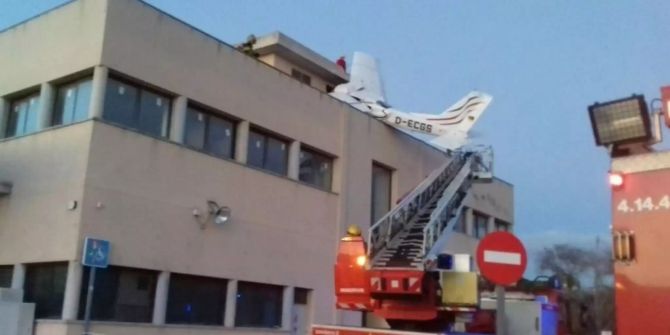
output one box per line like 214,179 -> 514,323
329,52 -> 492,150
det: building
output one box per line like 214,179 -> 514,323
0,1 -> 513,335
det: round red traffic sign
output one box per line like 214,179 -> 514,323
476,232 -> 527,286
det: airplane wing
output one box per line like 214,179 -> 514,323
341,52 -> 387,104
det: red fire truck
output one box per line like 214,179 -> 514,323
588,87 -> 670,334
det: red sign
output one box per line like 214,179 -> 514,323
476,232 -> 527,286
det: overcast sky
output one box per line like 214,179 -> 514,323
4,0 -> 670,274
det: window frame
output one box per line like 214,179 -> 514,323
298,145 -> 335,191
5,91 -> 41,138
166,272 -> 228,326
473,211 -> 489,239
371,162 -> 394,224
234,281 -> 284,328
52,76 -> 93,127
291,68 -> 312,85
103,75 -> 173,138
247,127 -> 290,176
0,264 -> 13,288
184,104 -> 237,160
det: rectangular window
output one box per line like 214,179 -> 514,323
24,262 -> 68,319
184,106 -> 235,159
103,78 -> 171,138
495,219 -> 510,232
0,265 -> 13,288
294,288 -> 309,305
166,273 -> 227,325
6,92 -> 40,138
473,212 -> 488,239
77,266 -> 157,322
454,210 -> 466,233
371,163 -> 393,224
235,281 -> 283,328
291,69 -> 311,85
53,78 -> 92,126
247,129 -> 288,175
299,147 -> 333,190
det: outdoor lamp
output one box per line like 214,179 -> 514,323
588,95 -> 651,146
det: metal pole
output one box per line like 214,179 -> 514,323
83,267 -> 96,335
496,285 -> 506,335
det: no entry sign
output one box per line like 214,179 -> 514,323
476,232 -> 527,286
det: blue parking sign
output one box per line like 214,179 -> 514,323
82,237 -> 110,268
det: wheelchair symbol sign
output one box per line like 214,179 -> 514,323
82,237 -> 110,268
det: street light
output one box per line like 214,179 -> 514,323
588,95 -> 651,147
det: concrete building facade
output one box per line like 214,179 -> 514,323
0,1 -> 513,335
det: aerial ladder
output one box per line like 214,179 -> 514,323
334,148 -> 494,330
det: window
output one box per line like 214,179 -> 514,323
371,163 -> 393,223
294,288 -> 309,305
166,273 -> 227,325
184,106 -> 236,159
77,266 -> 157,322
103,78 -> 171,138
247,129 -> 289,175
24,262 -> 67,319
53,78 -> 92,126
495,219 -> 510,232
299,147 -> 333,190
454,210 -> 466,233
291,69 -> 311,85
235,281 -> 283,328
473,212 -> 488,239
6,92 -> 40,138
0,265 -> 12,287
325,85 -> 334,93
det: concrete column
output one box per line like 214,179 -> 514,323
224,279 -> 238,327
281,286 -> 295,331
235,121 -> 250,164
37,82 -> 55,129
169,96 -> 188,143
0,97 -> 9,138
88,65 -> 108,119
487,216 -> 496,234
62,261 -> 83,320
10,263 -> 25,290
288,141 -> 301,180
152,271 -> 170,325
465,208 -> 474,237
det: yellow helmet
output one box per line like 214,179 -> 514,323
346,225 -> 362,237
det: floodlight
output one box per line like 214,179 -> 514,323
588,95 -> 651,146
608,172 -> 624,187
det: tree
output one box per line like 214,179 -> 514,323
537,243 -> 615,334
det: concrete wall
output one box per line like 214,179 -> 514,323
0,0 -> 105,96
466,179 -> 515,224
0,123 -> 93,264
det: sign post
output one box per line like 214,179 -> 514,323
81,237 -> 111,335
476,232 -> 528,335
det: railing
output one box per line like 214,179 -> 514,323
421,154 -> 474,261
367,155 -> 467,259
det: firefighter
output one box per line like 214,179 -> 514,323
336,56 -> 346,71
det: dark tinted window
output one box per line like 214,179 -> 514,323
299,148 -> 333,190
247,129 -> 288,175
53,78 -> 92,126
24,262 -> 67,319
0,265 -> 12,288
184,107 -> 235,159
77,266 -> 157,322
454,210 -> 466,233
371,163 -> 392,223
294,288 -> 309,305
103,78 -> 170,137
166,273 -> 227,325
235,281 -> 283,328
474,212 -> 488,239
291,69 -> 311,85
6,93 -> 40,138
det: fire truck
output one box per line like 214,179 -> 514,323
588,87 -> 670,334
311,149 -> 561,335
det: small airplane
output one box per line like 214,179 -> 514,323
330,52 -> 492,151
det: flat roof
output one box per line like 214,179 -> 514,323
252,31 -> 349,84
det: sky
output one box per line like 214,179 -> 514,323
3,0 -> 670,271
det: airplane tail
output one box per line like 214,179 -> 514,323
426,91 -> 492,134
337,52 -> 387,104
